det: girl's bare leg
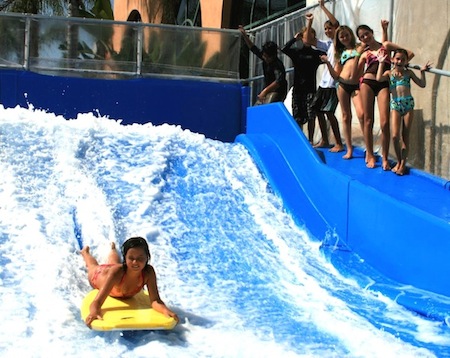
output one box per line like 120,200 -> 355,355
360,84 -> 376,168
378,89 -> 391,171
326,112 -> 344,152
106,242 -> 121,264
397,111 -> 413,175
314,112 -> 330,147
352,91 -> 365,136
390,110 -> 402,173
80,246 -> 100,282
338,87 -> 353,159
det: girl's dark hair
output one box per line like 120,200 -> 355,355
262,41 -> 278,58
121,237 -> 151,270
356,24 -> 373,39
393,48 -> 408,57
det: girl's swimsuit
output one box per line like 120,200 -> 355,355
90,264 -> 145,298
390,72 -> 414,115
337,49 -> 361,95
340,49 -> 360,65
390,96 -> 415,116
362,46 -> 391,95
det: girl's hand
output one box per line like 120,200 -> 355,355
320,54 -> 328,63
381,19 -> 389,30
85,307 -> 103,329
305,13 -> 314,21
356,43 -> 368,55
421,60 -> 432,72
377,51 -> 388,63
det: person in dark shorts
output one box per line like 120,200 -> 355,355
239,26 -> 287,105
281,16 -> 326,143
307,1 -> 343,152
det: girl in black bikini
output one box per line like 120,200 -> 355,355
356,23 -> 414,170
81,237 -> 178,328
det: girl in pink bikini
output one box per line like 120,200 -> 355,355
81,237 -> 178,328
356,23 -> 414,170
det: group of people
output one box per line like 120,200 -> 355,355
240,0 -> 431,176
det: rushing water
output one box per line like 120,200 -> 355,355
0,105 -> 450,357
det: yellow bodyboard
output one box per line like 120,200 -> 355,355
80,289 -> 177,331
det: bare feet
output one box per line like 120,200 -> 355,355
80,246 -> 90,256
391,163 -> 400,173
342,151 -> 353,160
313,140 -> 329,148
382,159 -> 391,171
329,144 -> 344,153
366,155 -> 376,169
396,163 -> 406,176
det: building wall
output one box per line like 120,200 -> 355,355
113,0 -> 233,28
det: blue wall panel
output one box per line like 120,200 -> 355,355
0,70 -> 245,142
238,103 -> 450,317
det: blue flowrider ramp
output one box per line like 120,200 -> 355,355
236,103 -> 450,320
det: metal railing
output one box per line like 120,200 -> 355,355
0,12 -> 242,82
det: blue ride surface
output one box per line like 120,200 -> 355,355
1,69 -> 449,322
236,103 -> 450,321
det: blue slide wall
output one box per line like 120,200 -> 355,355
0,70 -> 247,143
236,103 -> 450,318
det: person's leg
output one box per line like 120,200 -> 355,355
390,109 -> 402,173
80,246 -> 100,285
352,90 -> 365,135
397,110 -> 414,175
377,88 -> 391,170
313,112 -> 329,147
360,83 -> 376,168
306,93 -> 317,143
106,242 -> 121,264
338,87 -> 353,158
326,111 -> 343,152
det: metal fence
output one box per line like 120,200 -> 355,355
0,12 -> 241,82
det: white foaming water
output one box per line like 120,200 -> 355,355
0,105 -> 449,357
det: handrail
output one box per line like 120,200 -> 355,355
0,12 -> 241,82
242,65 -> 449,85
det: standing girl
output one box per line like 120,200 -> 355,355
356,24 -> 414,170
377,49 -> 431,175
322,25 -> 365,159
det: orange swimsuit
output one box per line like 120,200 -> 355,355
90,264 -> 145,298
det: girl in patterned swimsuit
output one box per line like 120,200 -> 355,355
356,23 -> 414,170
81,237 -> 178,328
377,49 -> 431,175
321,25 -> 365,159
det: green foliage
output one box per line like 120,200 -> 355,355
78,0 -> 113,20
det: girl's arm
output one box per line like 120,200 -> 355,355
146,266 -> 179,321
259,80 -> 280,99
86,267 -> 122,328
384,41 -> 415,60
238,25 -> 254,49
409,61 -> 432,88
349,43 -> 366,80
321,54 -> 341,79
319,0 -> 339,27
381,19 -> 389,42
305,13 -> 316,46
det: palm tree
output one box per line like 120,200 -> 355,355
0,0 -> 66,15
